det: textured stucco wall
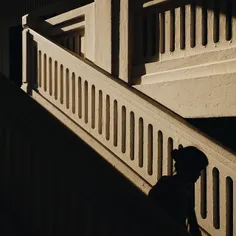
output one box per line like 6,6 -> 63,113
134,72 -> 236,118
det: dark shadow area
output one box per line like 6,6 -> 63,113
9,25 -> 22,87
0,74 -> 190,235
187,117 -> 236,153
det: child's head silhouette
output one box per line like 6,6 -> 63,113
172,146 -> 208,183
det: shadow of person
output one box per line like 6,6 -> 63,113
148,146 -> 208,236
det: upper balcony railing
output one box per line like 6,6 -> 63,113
22,9 -> 236,234
132,0 -> 236,77
24,3 -> 95,61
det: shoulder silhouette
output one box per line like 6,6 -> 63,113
148,146 -> 208,236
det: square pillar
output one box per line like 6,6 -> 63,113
95,0 -> 112,73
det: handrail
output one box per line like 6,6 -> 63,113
23,27 -> 236,236
45,3 -> 92,26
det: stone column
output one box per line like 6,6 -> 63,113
94,0 -> 112,73
119,0 -> 133,83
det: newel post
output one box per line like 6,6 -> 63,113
22,15 -> 30,92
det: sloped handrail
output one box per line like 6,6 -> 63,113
23,27 -> 236,236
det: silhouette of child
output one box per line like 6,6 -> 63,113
148,146 -> 208,236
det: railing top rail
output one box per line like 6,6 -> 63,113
27,27 -> 236,172
22,2 -> 93,37
143,0 -> 168,8
45,2 -> 94,26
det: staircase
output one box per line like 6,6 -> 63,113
0,73 -> 190,235
20,2 -> 236,236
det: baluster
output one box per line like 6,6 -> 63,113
175,7 -> 181,54
80,34 -> 85,57
195,177 -> 202,219
165,10 -> 171,55
206,165 -> 214,228
195,5 -> 202,48
207,1 -> 215,48
219,173 -> 227,234
185,5 -> 191,50
232,1 -> 236,44
219,1 -> 227,44
162,135 -> 168,176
